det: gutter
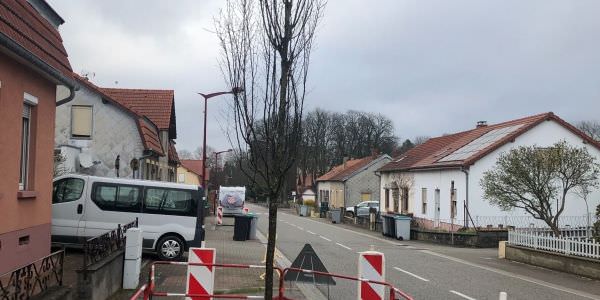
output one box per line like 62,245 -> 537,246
0,32 -> 77,105
461,167 -> 470,228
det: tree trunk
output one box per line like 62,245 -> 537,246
264,199 -> 278,300
548,220 -> 561,237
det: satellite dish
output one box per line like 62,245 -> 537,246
79,153 -> 93,168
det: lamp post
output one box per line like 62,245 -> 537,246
198,88 -> 243,198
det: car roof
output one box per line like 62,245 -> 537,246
54,174 -> 200,190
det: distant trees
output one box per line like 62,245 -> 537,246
576,120 -> 600,141
298,109 -> 398,178
481,141 -> 600,236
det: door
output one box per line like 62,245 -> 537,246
51,177 -> 87,244
434,188 -> 440,227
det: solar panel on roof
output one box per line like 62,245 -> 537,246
438,124 -> 524,162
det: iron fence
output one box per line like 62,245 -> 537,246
0,249 -> 64,300
83,218 -> 138,269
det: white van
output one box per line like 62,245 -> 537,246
51,175 -> 205,260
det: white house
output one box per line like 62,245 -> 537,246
378,112 -> 600,230
55,75 -> 178,180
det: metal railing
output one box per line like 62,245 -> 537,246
508,230 -> 600,259
131,261 -> 414,300
83,218 -> 138,269
0,249 -> 64,300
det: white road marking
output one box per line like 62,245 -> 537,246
319,235 -> 332,242
393,267 -> 430,282
297,226 -> 304,230
306,230 -> 316,235
450,290 -> 477,300
336,243 -> 352,250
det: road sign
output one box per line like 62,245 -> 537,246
358,251 -> 385,300
284,244 -> 336,285
186,248 -> 216,300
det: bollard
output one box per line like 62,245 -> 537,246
186,248 -> 216,299
499,292 -> 507,300
123,228 -> 143,289
358,251 -> 385,300
216,206 -> 223,225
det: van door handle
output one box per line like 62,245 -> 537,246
77,204 -> 83,214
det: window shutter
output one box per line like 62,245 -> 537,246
72,106 -> 93,137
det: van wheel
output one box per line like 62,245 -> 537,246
156,235 -> 184,261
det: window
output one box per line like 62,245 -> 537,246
92,183 -> 141,212
71,105 -> 93,138
361,193 -> 371,201
53,178 -> 85,203
19,104 -> 32,190
144,188 -> 194,215
450,181 -> 457,219
384,189 -> 390,209
178,173 -> 185,183
401,187 -> 409,213
421,188 -> 427,214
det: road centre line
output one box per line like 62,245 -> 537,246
450,290 -> 477,300
306,230 -> 316,235
279,211 -> 600,300
336,243 -> 352,250
393,267 -> 430,282
297,226 -> 304,230
319,235 -> 332,242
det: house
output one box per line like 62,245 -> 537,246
316,155 -> 392,209
0,0 -> 76,274
295,173 -> 316,204
377,112 -> 600,230
55,77 -> 180,181
177,159 -> 208,186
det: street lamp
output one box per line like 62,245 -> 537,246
198,88 -> 243,194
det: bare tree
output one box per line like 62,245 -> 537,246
481,141 -> 600,236
414,135 -> 430,145
177,149 -> 194,160
216,0 -> 324,298
576,120 -> 600,141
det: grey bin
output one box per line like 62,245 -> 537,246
382,214 -> 396,237
300,205 -> 310,216
248,213 -> 259,240
394,215 -> 412,240
330,208 -> 342,224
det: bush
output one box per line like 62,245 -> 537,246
303,199 -> 315,207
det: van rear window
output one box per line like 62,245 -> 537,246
144,188 -> 193,214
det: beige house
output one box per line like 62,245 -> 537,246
177,159 -> 207,186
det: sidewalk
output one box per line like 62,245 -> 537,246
113,215 -> 284,299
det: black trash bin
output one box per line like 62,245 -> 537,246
233,215 -> 253,241
382,214 -> 396,238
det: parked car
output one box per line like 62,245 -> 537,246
345,201 -> 379,217
51,175 -> 205,260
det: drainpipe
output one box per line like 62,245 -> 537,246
461,167 -> 469,228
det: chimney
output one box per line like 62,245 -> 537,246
476,121 -> 488,128
343,156 -> 349,168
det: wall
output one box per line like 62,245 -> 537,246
76,251 -> 124,300
345,156 -> 391,208
317,181 -> 345,208
0,51 -> 56,274
505,245 -> 600,280
55,85 -> 145,178
176,166 -> 200,185
468,120 -> 600,218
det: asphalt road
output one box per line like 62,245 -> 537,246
248,204 -> 600,300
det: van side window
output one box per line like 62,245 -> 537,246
53,178 -> 85,204
92,183 -> 141,212
143,188 -> 193,215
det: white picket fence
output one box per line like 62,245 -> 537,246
508,230 -> 600,259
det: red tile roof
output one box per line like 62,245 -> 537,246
100,88 -> 175,132
74,75 -> 165,156
180,159 -> 208,181
317,156 -> 379,182
379,112 -> 600,172
0,0 -> 72,75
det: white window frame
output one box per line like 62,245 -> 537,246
20,93 -> 37,190
421,188 -> 427,214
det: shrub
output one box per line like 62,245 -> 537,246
303,199 -> 315,207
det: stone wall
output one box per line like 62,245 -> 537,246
411,229 -> 507,248
76,251 -> 124,300
345,156 -> 391,208
505,245 -> 600,280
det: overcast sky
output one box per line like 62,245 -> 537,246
50,0 -> 600,153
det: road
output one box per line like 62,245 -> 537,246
248,204 -> 600,300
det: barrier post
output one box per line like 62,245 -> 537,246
186,248 -> 216,299
358,251 -> 385,300
123,228 -> 143,289
216,206 -> 223,225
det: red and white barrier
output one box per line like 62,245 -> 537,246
243,207 -> 249,214
186,248 -> 216,299
216,206 -> 223,225
358,251 -> 385,300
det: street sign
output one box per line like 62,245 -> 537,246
284,244 -> 336,285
